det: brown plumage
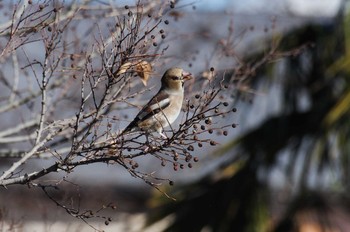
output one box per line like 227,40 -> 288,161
122,67 -> 192,138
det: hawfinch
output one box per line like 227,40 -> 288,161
122,67 -> 192,138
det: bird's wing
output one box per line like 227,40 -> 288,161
122,90 -> 170,133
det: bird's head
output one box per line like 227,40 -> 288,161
161,67 -> 192,91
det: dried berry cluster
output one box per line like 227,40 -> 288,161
83,75 -> 238,187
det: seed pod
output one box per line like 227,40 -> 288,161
135,61 -> 152,86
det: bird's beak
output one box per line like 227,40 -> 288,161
182,71 -> 192,80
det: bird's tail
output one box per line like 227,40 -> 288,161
119,122 -> 136,136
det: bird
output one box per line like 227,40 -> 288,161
121,67 -> 192,138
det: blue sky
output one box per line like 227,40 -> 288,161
180,0 -> 342,17
91,0 -> 342,17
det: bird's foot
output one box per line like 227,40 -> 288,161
159,132 -> 167,139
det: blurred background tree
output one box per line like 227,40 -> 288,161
146,2 -> 350,232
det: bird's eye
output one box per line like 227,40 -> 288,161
172,76 -> 181,80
